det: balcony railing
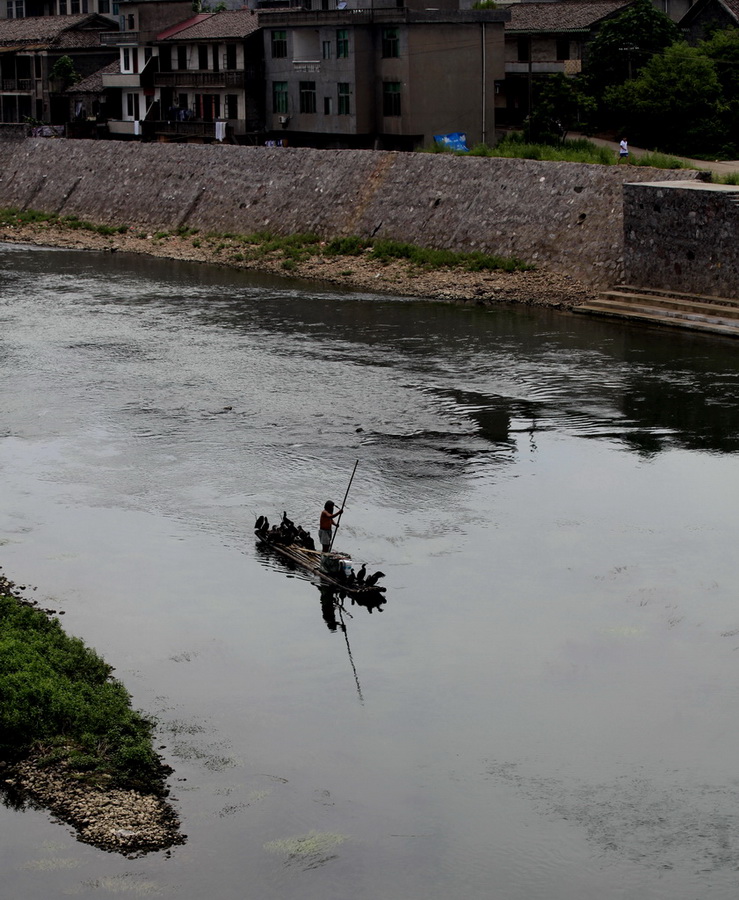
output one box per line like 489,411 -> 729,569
154,71 -> 247,88
2,79 -> 32,91
100,31 -> 137,45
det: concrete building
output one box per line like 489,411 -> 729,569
679,0 -> 739,42
261,3 -> 508,150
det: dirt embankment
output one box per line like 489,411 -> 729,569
0,221 -> 597,310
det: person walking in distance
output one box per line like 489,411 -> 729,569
619,137 -> 629,162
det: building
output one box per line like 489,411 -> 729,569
679,0 -> 739,42
497,0 -> 631,125
261,2 -> 508,150
1,0 -> 117,21
154,8 -> 264,142
0,13 -> 116,123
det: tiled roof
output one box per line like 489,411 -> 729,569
156,13 -> 212,41
505,0 -> 632,32
0,14 -> 111,47
158,9 -> 261,41
67,58 -> 119,93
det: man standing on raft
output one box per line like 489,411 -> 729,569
318,500 -> 343,553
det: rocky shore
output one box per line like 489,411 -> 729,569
2,754 -> 185,856
0,220 -> 597,310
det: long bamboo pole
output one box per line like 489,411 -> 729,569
328,459 -> 358,552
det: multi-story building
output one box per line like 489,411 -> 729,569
154,9 -> 264,141
497,0 -> 631,125
261,1 -> 508,150
0,13 -> 116,123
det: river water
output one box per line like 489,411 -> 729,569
2,242 -> 739,900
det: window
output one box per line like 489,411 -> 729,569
322,40 -> 331,60
273,81 -> 288,114
98,0 -> 109,12
337,82 -> 350,115
382,27 -> 399,58
127,13 -> 134,29
177,45 -> 187,69
59,0 -> 66,12
198,45 -> 209,70
225,94 -> 238,118
517,37 -> 530,62
70,0 -> 79,12
271,30 -> 287,58
34,56 -> 41,78
336,29 -> 349,58
382,81 -> 401,117
324,96 -> 333,115
299,81 -> 316,114
226,44 -> 237,70
122,47 -> 131,72
126,93 -> 140,119
556,38 -> 570,61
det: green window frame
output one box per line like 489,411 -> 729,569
382,81 -> 401,117
336,29 -> 349,58
337,82 -> 350,115
271,30 -> 287,58
382,27 -> 399,58
272,81 -> 288,114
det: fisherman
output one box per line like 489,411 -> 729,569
318,500 -> 343,553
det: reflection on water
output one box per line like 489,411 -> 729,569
2,243 -> 739,900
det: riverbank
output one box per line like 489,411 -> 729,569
0,570 -> 185,857
0,219 -> 597,309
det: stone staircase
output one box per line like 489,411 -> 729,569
573,286 -> 739,338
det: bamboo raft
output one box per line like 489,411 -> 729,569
255,533 -> 386,598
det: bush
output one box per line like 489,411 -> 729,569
0,589 -> 168,793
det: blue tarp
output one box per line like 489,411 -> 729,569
433,132 -> 469,152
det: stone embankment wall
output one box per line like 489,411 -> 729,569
0,139 -> 701,287
623,181 -> 739,298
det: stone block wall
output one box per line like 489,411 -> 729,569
623,181 -> 739,298
0,140 -> 702,287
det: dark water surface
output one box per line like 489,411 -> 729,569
2,243 -> 739,899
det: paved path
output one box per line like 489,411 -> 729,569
567,133 -> 739,177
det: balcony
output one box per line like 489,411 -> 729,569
102,72 -> 143,88
100,31 -> 137,45
154,70 -> 247,89
1,79 -> 32,91
505,60 -> 582,75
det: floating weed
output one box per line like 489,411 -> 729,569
75,875 -> 166,895
264,830 -> 349,868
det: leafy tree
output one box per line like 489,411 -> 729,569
586,0 -> 680,93
49,55 -> 80,90
604,42 -> 726,155
525,74 -> 597,144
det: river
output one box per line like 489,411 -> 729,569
2,242 -> 739,900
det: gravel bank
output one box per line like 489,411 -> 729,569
0,221 -> 597,309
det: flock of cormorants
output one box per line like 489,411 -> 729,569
255,512 -> 386,592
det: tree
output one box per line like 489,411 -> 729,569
699,27 -> 739,153
525,74 -> 597,144
604,42 -> 726,155
586,0 -> 680,93
49,55 -> 80,90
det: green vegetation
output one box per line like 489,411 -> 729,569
0,207 -> 532,273
49,55 -> 81,90
0,576 -> 169,794
428,134 -> 688,169
0,207 -> 128,235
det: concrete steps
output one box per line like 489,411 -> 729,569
574,286 -> 739,338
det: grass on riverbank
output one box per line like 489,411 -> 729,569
0,206 -> 533,274
426,135 -> 691,169
0,574 -> 169,795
